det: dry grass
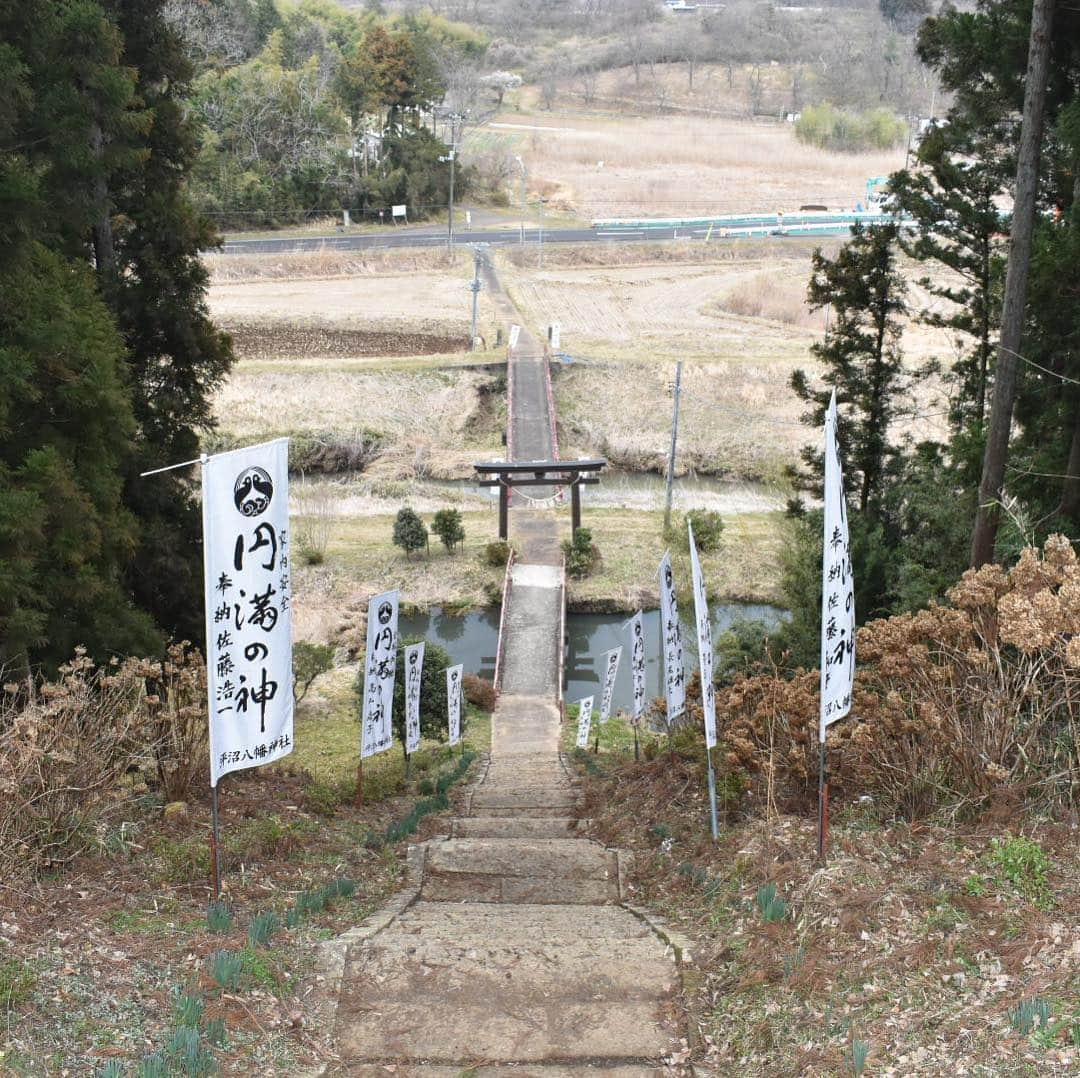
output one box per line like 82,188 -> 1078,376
715,270 -> 824,328
212,366 -> 504,479
205,245 -> 468,283
487,109 -> 904,219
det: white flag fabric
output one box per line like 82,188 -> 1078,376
509,324 -> 521,349
688,521 -> 717,750
404,642 -> 424,755
576,695 -> 594,749
599,647 -> 621,723
658,552 -> 686,723
820,390 -> 855,741
629,611 -> 647,726
203,439 -> 293,786
361,590 -> 399,758
447,664 -> 463,746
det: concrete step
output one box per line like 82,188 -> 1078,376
452,816 -> 581,839
336,1066 -> 659,1078
420,838 -> 618,904
335,999 -> 675,1063
471,786 -> 577,814
391,902 -> 652,942
341,935 -> 677,1002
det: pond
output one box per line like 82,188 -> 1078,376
398,602 -> 786,713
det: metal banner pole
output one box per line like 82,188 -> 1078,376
706,747 -> 719,840
355,757 -> 364,807
663,361 -> 683,533
209,782 -> 223,898
816,739 -> 828,862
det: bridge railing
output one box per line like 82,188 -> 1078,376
492,547 -> 516,697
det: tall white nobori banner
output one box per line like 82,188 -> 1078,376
658,552 -> 686,723
203,438 -> 293,786
361,589 -> 399,758
599,647 -> 622,723
447,664 -> 463,746
576,696 -> 594,749
820,390 -> 855,741
629,611 -> 647,726
404,642 -> 425,755
688,521 -> 717,750
509,324 -> 521,349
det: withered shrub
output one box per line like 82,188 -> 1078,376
0,643 -> 208,878
714,536 -> 1080,819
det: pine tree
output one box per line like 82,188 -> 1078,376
432,508 -> 465,553
790,222 -> 913,516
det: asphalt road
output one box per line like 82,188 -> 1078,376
215,217 -> 855,256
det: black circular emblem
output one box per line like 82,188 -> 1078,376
233,467 -> 274,517
377,601 -> 393,626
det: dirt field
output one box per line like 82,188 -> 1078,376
497,241 -> 953,481
476,109 -> 904,220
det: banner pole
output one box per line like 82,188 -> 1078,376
405,749 -> 411,781
356,757 -> 364,807
706,745 -> 719,840
633,724 -> 640,762
209,782 -> 223,898
816,738 -> 828,862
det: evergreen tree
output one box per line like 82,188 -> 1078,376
393,507 -> 428,558
95,0 -> 235,644
431,509 -> 465,553
790,222 -> 913,516
391,637 -> 451,754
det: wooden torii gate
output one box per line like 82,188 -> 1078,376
474,458 -> 608,540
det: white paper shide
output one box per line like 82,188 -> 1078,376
576,695 -> 594,749
599,647 -> 621,723
404,642 -> 425,755
203,438 -> 293,785
447,663 -> 464,746
658,552 -> 686,723
629,611 -> 647,726
820,391 -> 855,740
688,521 -> 717,750
361,589 -> 399,758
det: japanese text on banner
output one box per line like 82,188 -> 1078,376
658,552 -> 686,723
629,611 -> 647,726
447,664 -> 463,746
404,642 -> 424,755
361,590 -> 399,758
203,439 -> 293,786
820,391 -> 855,740
576,696 -> 594,749
599,647 -> 621,723
688,521 -> 717,750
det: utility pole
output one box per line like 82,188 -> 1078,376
469,247 -> 483,349
538,196 -> 546,268
971,0 -> 1055,567
440,111 -> 464,253
515,155 -> 527,245
664,361 -> 683,534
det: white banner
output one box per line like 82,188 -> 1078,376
404,642 -> 424,755
820,390 -> 855,741
550,322 -> 561,350
509,324 -> 521,349
203,439 -> 293,786
576,695 -> 594,749
658,552 -> 686,723
688,521 -> 717,750
599,647 -> 621,723
629,611 -> 647,726
447,664 -> 463,746
361,590 -> 399,758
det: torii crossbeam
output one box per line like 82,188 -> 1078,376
473,458 -> 608,540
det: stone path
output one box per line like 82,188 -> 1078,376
321,259 -> 685,1073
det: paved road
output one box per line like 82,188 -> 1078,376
215,215 -> 866,256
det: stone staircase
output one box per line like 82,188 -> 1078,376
326,692 -> 684,1072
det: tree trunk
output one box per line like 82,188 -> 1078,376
1058,403 -> 1080,520
970,0 -> 1056,567
90,120 -> 115,274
